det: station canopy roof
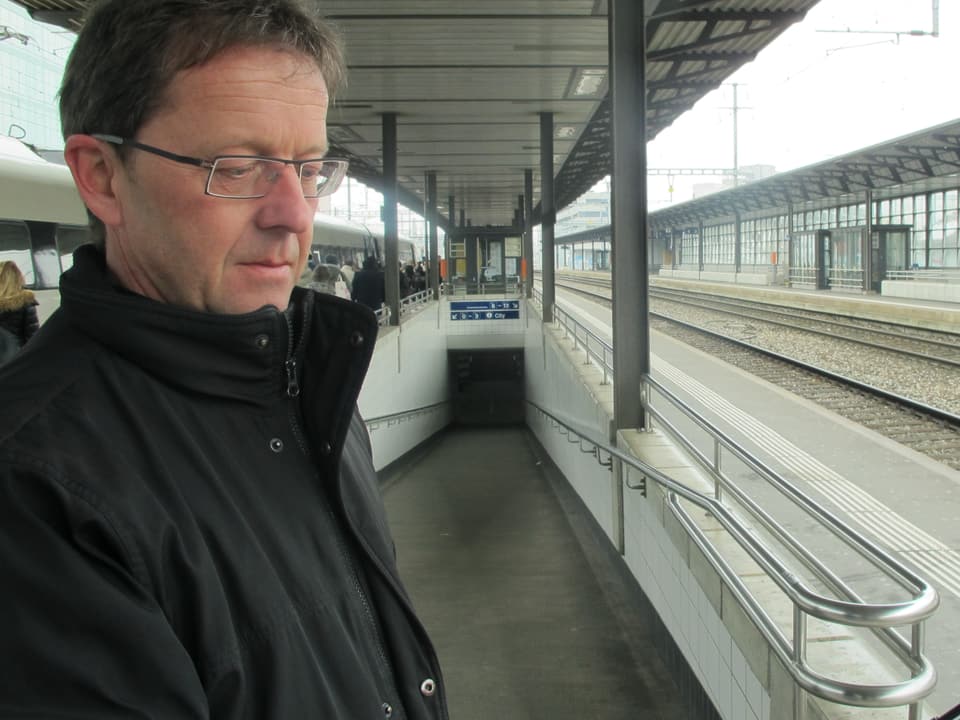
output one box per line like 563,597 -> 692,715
649,117 -> 960,229
12,0 -> 821,231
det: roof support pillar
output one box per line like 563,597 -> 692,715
426,171 -> 439,300
382,112 -> 400,325
864,188 -> 874,293
698,221 -> 705,271
524,169 -> 534,298
610,0 -> 649,434
734,211 -> 742,272
445,195 -> 455,287
540,112 -> 555,323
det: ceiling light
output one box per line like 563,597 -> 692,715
567,68 -> 607,98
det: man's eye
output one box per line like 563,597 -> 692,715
216,160 -> 261,179
300,163 -> 322,181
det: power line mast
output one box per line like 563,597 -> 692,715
719,83 -> 751,187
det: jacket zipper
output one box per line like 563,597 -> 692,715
282,304 -> 404,715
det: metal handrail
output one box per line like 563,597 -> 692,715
400,289 -> 432,312
886,269 -> 960,283
529,400 -> 937,715
533,287 -> 612,385
364,400 -> 450,430
525,292 -> 939,717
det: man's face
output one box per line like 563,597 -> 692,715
105,46 -> 327,314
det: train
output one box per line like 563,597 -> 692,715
308,214 -> 419,272
0,136 -> 416,289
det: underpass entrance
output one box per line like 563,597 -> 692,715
449,349 -> 524,426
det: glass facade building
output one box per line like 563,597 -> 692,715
1,0 -> 73,150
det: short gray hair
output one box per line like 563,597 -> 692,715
60,0 -> 347,247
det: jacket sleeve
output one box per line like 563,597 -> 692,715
0,462 -> 209,718
22,303 -> 40,342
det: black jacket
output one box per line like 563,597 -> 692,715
0,289 -> 39,346
352,266 -> 386,311
0,246 -> 447,720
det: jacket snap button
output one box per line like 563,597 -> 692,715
420,678 -> 436,697
269,438 -> 283,453
381,702 -> 393,718
349,331 -> 364,348
320,441 -> 332,456
254,334 -> 270,349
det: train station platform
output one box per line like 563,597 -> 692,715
355,286 -> 950,720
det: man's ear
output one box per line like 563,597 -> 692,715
63,134 -> 123,227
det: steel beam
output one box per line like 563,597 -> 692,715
382,113 -> 400,325
540,112 -> 555,323
427,171 -> 439,299
610,0 -> 649,432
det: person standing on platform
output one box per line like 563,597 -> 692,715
0,261 -> 39,362
340,256 -> 356,289
352,255 -> 387,311
0,1 -> 446,718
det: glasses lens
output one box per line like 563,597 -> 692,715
209,157 -> 276,198
301,160 -> 346,198
208,157 -> 348,198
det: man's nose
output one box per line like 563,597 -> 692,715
258,164 -> 315,232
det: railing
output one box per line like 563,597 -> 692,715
789,267 -> 819,286
886,269 -> 960,283
400,288 -> 432,314
370,288 -> 434,327
364,400 -> 450,432
527,292 -> 939,719
827,267 -> 864,290
543,290 -> 613,386
444,277 -> 525,296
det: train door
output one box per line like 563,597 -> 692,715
871,226 -> 909,292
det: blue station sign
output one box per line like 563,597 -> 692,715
449,300 -> 521,321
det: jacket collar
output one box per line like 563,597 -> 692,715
58,245 -> 376,410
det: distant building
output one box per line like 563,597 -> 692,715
693,164 -> 777,199
556,188 -> 610,237
0,1 -> 74,150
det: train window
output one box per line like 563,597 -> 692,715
0,220 -> 34,286
56,225 -> 92,274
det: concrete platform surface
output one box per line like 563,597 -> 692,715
381,426 -> 691,720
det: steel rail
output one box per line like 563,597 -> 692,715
550,279 -> 960,426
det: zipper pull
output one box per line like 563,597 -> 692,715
285,357 -> 300,398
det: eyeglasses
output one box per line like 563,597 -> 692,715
92,134 -> 348,199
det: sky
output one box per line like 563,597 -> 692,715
645,0 -> 960,209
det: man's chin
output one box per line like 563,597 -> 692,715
216,288 -> 293,315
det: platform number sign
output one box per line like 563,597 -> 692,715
450,300 -> 520,321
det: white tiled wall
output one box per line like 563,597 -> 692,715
525,304 -> 773,720
623,486 -> 770,720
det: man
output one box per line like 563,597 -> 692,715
352,255 -> 387,311
0,1 -> 447,718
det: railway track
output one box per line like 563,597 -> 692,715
552,274 -> 960,471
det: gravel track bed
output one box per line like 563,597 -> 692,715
652,299 -> 960,416
554,280 -> 960,470
650,315 -> 960,471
